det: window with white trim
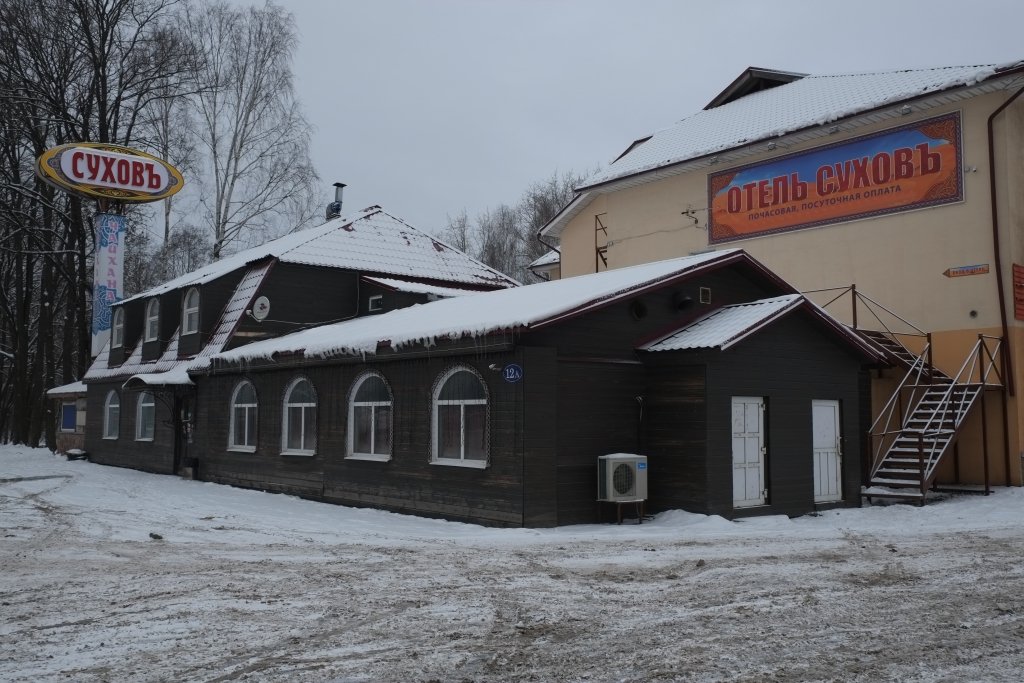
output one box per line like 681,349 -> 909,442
347,372 -> 393,461
145,298 -> 160,342
182,287 -> 200,335
135,391 -> 155,441
111,308 -> 125,348
229,380 -> 258,452
282,377 -> 317,455
431,366 -> 488,467
103,390 -> 120,439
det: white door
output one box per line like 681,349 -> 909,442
732,396 -> 765,507
812,400 -> 842,503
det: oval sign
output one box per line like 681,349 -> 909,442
36,142 -> 184,203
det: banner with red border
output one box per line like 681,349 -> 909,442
708,112 -> 963,243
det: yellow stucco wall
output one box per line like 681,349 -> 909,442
558,88 -> 1024,484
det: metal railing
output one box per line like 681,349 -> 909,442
870,335 -> 1005,492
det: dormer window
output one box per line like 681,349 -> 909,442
145,298 -> 160,342
182,288 -> 200,335
111,308 -> 125,348
368,295 -> 383,312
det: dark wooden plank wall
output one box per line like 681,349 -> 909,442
357,282 -> 429,316
525,268 -> 780,359
696,314 -> 866,518
84,381 -> 176,474
226,264 -> 358,350
195,350 -> 536,526
178,270 -> 245,357
553,360 -> 645,525
523,266 -> 781,525
641,360 -> 709,512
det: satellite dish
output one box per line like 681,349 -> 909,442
251,296 -> 270,321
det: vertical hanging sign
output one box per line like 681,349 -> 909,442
91,213 -> 126,356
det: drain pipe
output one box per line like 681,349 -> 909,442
986,85 -> 1024,396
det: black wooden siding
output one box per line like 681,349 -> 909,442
642,361 -> 708,512
691,314 -> 865,517
226,264 -> 358,351
84,382 -> 176,474
195,349 -> 542,527
178,270 -> 245,357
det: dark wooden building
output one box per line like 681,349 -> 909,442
82,209 -> 884,527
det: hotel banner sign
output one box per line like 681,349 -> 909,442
708,112 -> 963,243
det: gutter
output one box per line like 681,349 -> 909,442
986,85 -> 1024,396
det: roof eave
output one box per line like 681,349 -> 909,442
548,67 -> 1024,240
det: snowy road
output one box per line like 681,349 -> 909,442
2,446 -> 1023,682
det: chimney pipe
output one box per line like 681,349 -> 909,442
326,182 -> 346,220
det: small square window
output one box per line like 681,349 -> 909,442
699,287 -> 711,304
368,295 -> 383,312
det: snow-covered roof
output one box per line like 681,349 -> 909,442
583,62 -> 1021,189
122,206 -> 517,304
362,276 -> 479,298
640,294 -> 886,361
528,250 -> 560,269
86,261 -> 274,385
641,295 -> 803,351
46,381 -> 87,396
212,249 -> 755,364
541,61 -> 1024,238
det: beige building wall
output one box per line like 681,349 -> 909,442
558,90 -> 1024,484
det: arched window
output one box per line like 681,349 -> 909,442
229,381 -> 258,452
111,308 -> 125,348
282,377 -> 316,455
347,372 -> 393,461
182,288 -> 200,335
431,366 -> 488,467
135,391 -> 155,441
103,390 -> 120,439
145,298 -> 160,342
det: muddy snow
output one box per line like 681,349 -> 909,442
2,446 -> 1023,682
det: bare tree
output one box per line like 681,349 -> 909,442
188,0 -> 319,259
443,168 -> 593,283
0,0 -> 191,445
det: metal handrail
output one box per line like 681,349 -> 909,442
803,284 -> 928,335
869,344 -> 933,477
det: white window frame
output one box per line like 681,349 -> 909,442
368,294 -> 383,312
103,390 -> 120,439
182,287 -> 200,335
281,377 -> 317,456
135,391 -> 155,441
346,371 -> 393,462
144,298 -> 160,342
228,380 -> 258,453
111,307 -> 125,348
430,366 -> 488,469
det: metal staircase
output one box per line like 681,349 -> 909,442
866,335 -> 1006,504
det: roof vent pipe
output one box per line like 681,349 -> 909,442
326,182 -> 346,220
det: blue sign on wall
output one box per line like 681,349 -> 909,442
502,363 -> 524,383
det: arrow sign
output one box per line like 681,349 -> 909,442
943,264 -> 989,278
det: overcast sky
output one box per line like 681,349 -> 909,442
285,0 -> 1024,235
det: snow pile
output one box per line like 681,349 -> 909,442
4,445 -> 1024,682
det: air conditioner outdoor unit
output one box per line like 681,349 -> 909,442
597,454 -> 648,502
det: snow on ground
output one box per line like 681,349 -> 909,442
2,446 -> 1023,682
